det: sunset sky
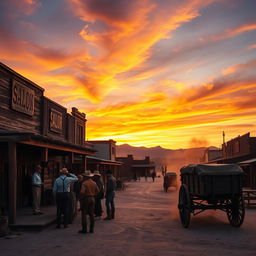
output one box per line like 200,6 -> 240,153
1,0 -> 256,149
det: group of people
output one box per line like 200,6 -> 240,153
31,165 -> 117,234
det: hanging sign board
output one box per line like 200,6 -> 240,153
11,81 -> 35,116
49,108 -> 62,133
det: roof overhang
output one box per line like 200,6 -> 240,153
132,164 -> 155,168
239,158 -> 256,166
87,156 -> 123,166
0,130 -> 95,155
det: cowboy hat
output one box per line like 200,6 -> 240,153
60,168 -> 68,174
93,171 -> 101,176
83,170 -> 93,177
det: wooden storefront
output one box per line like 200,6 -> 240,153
87,156 -> 122,182
0,62 -> 95,224
116,155 -> 155,179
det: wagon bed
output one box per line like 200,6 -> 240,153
180,164 -> 243,199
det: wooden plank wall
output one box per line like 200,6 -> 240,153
0,66 -> 43,133
0,64 -> 88,149
42,97 -> 67,141
67,113 -> 75,144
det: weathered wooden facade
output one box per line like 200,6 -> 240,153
208,133 -> 256,189
0,62 -> 95,224
116,155 -> 155,179
87,140 -> 122,180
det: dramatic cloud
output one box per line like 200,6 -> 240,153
0,0 -> 41,18
1,0 -> 256,148
68,0 -> 217,100
201,23 -> 256,42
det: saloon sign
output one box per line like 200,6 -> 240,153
49,108 -> 62,133
12,81 -> 35,116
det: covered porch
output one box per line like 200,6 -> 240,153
0,131 -> 95,225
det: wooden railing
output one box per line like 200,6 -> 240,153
243,189 -> 256,208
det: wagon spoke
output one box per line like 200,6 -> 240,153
226,195 -> 245,227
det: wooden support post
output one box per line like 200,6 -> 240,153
40,148 -> 48,205
41,147 -> 48,187
69,152 -> 74,171
8,142 -> 17,224
41,147 -> 48,163
82,155 -> 87,172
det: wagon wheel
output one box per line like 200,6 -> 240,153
178,184 -> 191,228
226,195 -> 245,227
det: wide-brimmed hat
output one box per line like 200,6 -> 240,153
60,168 -> 68,174
83,170 -> 93,177
93,171 -> 101,176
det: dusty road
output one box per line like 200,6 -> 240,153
1,177 -> 256,256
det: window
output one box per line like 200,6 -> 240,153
234,140 -> 240,154
77,124 -> 84,145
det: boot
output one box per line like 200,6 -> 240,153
78,226 -> 87,234
111,210 -> 115,219
103,210 -> 111,220
89,224 -> 94,233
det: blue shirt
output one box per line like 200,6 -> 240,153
32,172 -> 42,186
53,174 -> 78,193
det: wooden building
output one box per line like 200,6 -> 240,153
87,140 -> 123,180
208,133 -> 256,189
0,62 -> 95,224
116,155 -> 155,179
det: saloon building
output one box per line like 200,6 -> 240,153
0,62 -> 97,224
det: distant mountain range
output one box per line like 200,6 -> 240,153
116,144 -> 215,173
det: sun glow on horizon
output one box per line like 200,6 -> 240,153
1,0 -> 256,149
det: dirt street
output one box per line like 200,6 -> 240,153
1,177 -> 256,256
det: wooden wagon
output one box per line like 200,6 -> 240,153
163,172 -> 177,192
178,164 -> 245,228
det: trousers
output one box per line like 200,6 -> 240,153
105,191 -> 115,216
56,192 -> 69,226
81,196 -> 95,229
32,186 -> 41,212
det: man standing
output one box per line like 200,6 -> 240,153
74,175 -> 83,217
151,170 -> 156,182
92,171 -> 104,218
104,170 -> 116,220
53,168 -> 78,228
32,165 -> 43,215
79,170 -> 99,234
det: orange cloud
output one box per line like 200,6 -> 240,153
248,44 -> 256,50
68,0 -> 216,101
201,23 -> 256,42
222,59 -> 256,75
1,0 -> 255,149
85,58 -> 256,148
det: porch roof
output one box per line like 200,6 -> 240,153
132,164 -> 155,168
87,156 -> 123,166
0,130 -> 96,155
239,158 -> 256,165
